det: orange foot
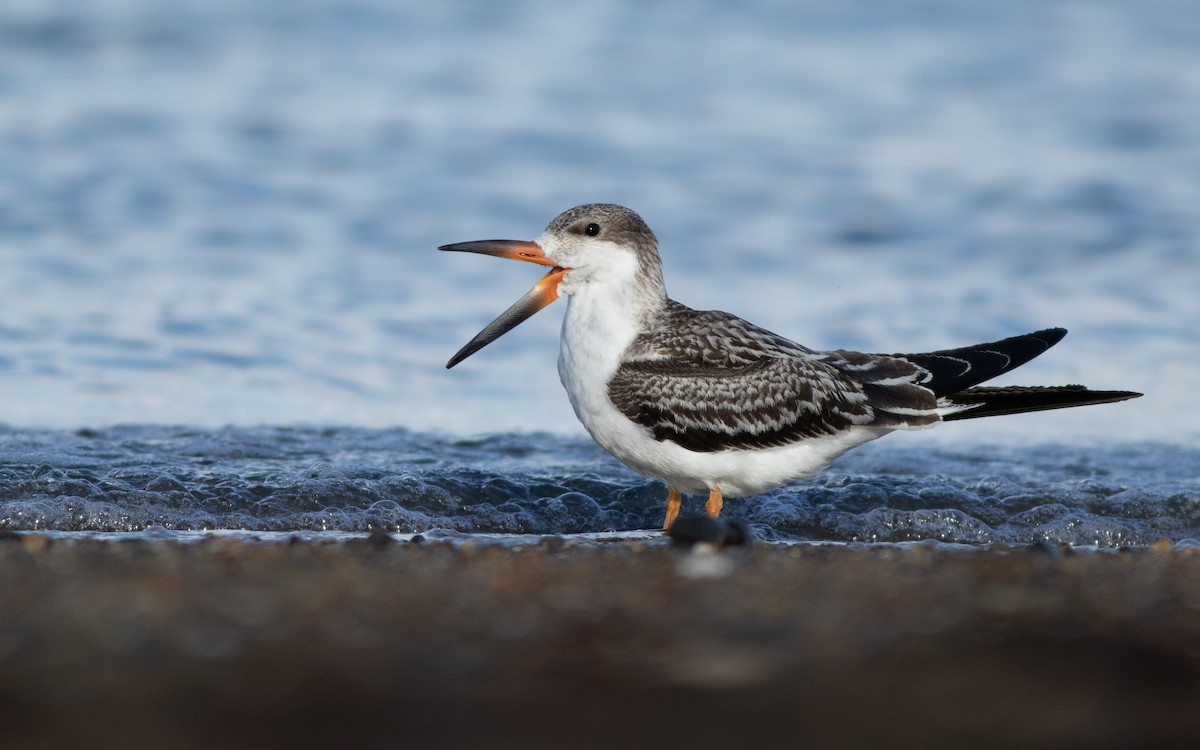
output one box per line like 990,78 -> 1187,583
663,487 -> 683,530
705,486 -> 724,518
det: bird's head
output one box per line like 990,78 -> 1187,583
440,204 -> 663,368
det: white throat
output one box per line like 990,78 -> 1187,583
556,273 -> 656,442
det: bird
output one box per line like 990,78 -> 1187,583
440,204 -> 1142,529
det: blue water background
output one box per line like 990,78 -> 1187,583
0,1 -> 1197,542
2,426 -> 1197,545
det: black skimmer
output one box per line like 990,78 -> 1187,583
441,204 -> 1141,529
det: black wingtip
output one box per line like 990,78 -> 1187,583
1038,327 -> 1068,346
898,327 -> 1074,396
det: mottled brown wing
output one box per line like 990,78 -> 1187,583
608,355 -> 875,452
608,305 -> 940,452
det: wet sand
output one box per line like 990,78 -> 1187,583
2,532 -> 1199,749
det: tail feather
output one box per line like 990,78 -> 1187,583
940,385 -> 1142,421
896,327 -> 1142,421
897,328 -> 1068,397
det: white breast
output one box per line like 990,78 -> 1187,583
557,282 -> 643,440
556,283 -> 892,497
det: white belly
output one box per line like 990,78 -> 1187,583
556,290 -> 892,497
566,391 -> 888,496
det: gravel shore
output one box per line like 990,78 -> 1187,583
2,533 -> 1199,749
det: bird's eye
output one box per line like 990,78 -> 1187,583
585,223 -> 601,236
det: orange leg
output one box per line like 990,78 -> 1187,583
705,486 -> 724,518
663,487 -> 683,530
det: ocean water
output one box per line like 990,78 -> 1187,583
1,426 -> 1197,546
0,1 -> 1197,544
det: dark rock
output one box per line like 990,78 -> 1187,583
668,515 -> 753,549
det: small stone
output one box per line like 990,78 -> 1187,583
366,528 -> 393,549
21,534 -> 51,552
668,516 -> 753,550
1026,540 -> 1065,558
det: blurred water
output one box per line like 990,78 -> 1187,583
0,2 -> 1197,542
0,0 -> 1193,442
2,425 -> 1197,546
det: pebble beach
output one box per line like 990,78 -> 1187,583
4,533 -> 1200,749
